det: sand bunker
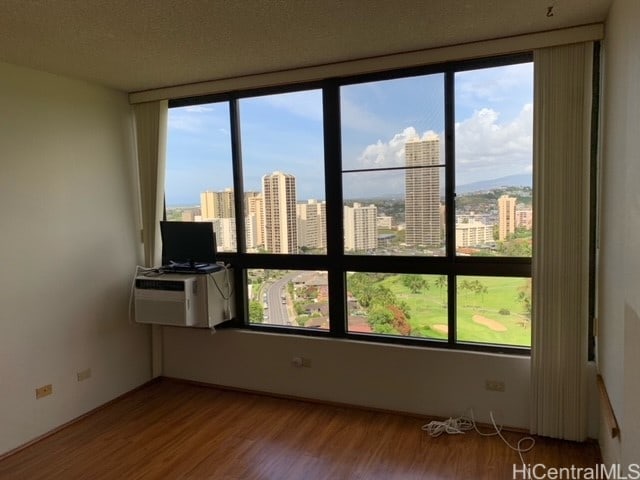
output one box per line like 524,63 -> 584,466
431,324 -> 448,334
472,315 -> 507,332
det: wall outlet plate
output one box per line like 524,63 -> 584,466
77,368 -> 92,381
485,380 -> 505,392
36,384 -> 53,399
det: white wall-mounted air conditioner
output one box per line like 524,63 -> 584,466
134,270 -> 234,328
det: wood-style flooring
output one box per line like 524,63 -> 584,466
0,378 -> 601,479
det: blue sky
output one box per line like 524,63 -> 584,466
166,62 -> 533,206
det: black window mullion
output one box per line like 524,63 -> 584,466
444,70 -> 457,346
448,274 -> 457,346
229,98 -> 246,253
323,82 -> 346,337
229,98 -> 248,324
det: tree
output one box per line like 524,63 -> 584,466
368,306 -> 395,333
459,279 -> 474,306
296,316 -> 310,327
402,274 -> 429,293
435,275 -> 447,306
517,279 -> 532,318
471,279 -> 488,305
249,301 -> 264,324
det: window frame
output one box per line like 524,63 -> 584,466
168,52 -> 534,355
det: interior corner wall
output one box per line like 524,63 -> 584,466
0,61 -> 151,455
598,0 -> 640,469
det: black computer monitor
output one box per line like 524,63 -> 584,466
160,221 -> 217,267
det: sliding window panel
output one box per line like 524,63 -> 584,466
341,74 -> 445,256
346,272 -> 448,340
454,63 -> 533,258
239,90 -> 326,254
342,168 -> 445,256
247,269 -> 330,330
166,103 -> 236,252
455,276 -> 531,347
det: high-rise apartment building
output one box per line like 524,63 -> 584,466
516,206 -> 533,230
262,171 -> 298,254
297,199 -> 327,251
455,220 -> 494,248
201,188 -> 236,251
344,202 -> 377,252
200,188 -> 235,219
498,195 -> 517,240
245,192 -> 265,248
211,217 -> 237,252
404,134 -> 442,247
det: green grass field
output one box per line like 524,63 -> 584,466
377,275 -> 531,347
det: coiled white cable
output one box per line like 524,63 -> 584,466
421,417 -> 474,437
422,410 -> 535,466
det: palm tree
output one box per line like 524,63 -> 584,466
435,275 -> 447,306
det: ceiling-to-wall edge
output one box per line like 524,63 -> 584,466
129,23 -> 603,104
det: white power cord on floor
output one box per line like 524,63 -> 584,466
421,416 -> 474,437
422,410 -> 535,466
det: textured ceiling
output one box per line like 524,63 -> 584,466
0,0 -> 611,93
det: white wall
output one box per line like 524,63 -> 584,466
164,328 -> 534,427
598,0 -> 640,469
0,61 -> 151,455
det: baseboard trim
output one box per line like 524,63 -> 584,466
0,378 -> 160,462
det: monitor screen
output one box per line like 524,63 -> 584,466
160,221 -> 217,266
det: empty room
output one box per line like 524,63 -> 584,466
1,0 -> 638,478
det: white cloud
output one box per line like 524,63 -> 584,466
344,103 -> 532,197
168,105 -> 227,134
342,127 -> 442,198
168,111 -> 204,133
455,104 -> 532,184
354,127 -> 442,169
185,105 -> 215,113
168,106 -> 215,133
456,63 -> 533,103
340,97 -> 390,136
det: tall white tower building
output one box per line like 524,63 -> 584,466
498,194 -> 517,240
262,171 -> 298,254
404,134 -> 442,247
297,199 -> 327,251
344,203 -> 378,252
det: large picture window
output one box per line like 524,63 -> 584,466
166,54 -> 533,353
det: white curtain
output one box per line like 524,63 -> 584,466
134,100 -> 168,268
133,100 -> 168,378
530,43 -> 593,441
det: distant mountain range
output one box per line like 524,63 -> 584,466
456,174 -> 532,194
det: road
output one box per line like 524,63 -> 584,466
263,272 -> 298,326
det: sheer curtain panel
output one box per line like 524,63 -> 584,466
133,100 -> 168,378
134,100 -> 168,268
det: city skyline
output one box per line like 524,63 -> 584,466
180,170 -> 532,256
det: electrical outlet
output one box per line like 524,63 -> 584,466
77,368 -> 92,382
291,356 -> 312,368
36,384 -> 53,399
485,380 -> 505,392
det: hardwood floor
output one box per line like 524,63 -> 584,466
0,379 -> 601,479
